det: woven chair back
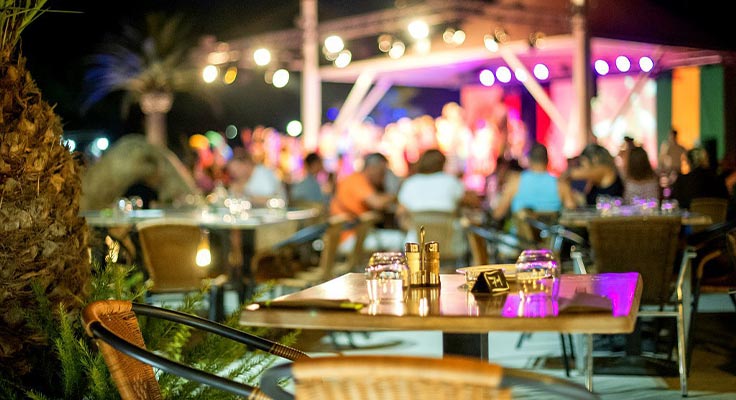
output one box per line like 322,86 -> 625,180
408,210 -> 465,260
136,218 -> 211,292
587,215 -> 681,305
690,197 -> 729,233
83,300 -> 163,400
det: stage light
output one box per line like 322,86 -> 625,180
443,28 -> 465,45
324,35 -> 344,53
272,68 -> 289,88
528,32 -> 546,49
639,56 -> 654,72
615,56 -> 631,72
286,120 -> 303,137
253,48 -> 271,66
63,138 -> 76,152
479,69 -> 495,86
533,63 -> 550,80
195,229 -> 211,267
202,65 -> 218,83
483,34 -> 499,52
388,41 -> 405,59
496,66 -> 512,83
95,137 -> 109,151
408,20 -> 429,39
334,49 -> 352,68
378,34 -> 393,52
225,125 -> 238,139
223,66 -> 238,84
594,59 -> 609,75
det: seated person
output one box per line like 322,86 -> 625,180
397,149 -> 479,249
330,153 -> 402,252
225,148 -> 286,207
492,143 -> 576,228
290,152 -> 329,206
622,146 -> 660,204
671,147 -> 729,209
562,143 -> 624,206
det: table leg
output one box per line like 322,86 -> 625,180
585,333 -> 594,392
442,333 -> 488,361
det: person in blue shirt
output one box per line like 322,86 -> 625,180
492,143 -> 576,224
290,152 -> 329,205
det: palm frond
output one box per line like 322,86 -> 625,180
0,0 -> 48,56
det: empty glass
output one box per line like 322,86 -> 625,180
515,249 -> 560,318
365,252 -> 409,303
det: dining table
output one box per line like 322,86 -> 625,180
241,271 -> 643,391
558,206 -> 712,228
81,206 -> 321,301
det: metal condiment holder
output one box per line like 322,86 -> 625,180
406,226 -> 441,286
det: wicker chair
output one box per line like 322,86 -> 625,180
260,354 -> 597,400
689,197 -> 729,232
135,218 -> 230,321
405,210 -> 467,270
574,215 -> 691,397
82,300 -> 310,400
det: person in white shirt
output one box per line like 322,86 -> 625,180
397,149 -> 479,245
225,148 -> 286,207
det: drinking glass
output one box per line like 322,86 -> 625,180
661,198 -> 679,213
365,252 -> 409,303
515,249 -> 560,317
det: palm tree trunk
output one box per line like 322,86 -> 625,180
141,91 -> 173,148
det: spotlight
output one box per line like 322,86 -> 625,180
484,34 -> 499,52
533,63 -> 550,80
496,66 -> 512,83
324,35 -> 344,53
272,69 -> 289,88
615,56 -> 631,72
202,65 -> 218,83
253,48 -> 271,66
514,68 -> 528,82
528,32 -> 546,49
479,69 -> 495,86
334,49 -> 352,68
594,59 -> 610,75
388,41 -> 405,59
639,56 -> 654,72
223,66 -> 238,84
414,38 -> 431,54
408,20 -> 429,39
378,34 -> 393,52
493,27 -> 509,44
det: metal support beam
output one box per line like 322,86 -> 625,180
498,47 -> 568,137
300,0 -> 321,152
332,70 -> 376,136
352,79 -> 393,129
572,0 -> 593,150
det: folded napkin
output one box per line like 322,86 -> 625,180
558,292 -> 613,313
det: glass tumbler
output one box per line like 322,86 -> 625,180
515,249 -> 560,297
365,252 -> 409,303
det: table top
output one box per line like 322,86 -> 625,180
558,207 -> 712,228
241,272 -> 643,334
81,207 -> 320,228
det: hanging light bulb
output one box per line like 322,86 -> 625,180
196,228 -> 212,267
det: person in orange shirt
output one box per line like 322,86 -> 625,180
330,153 -> 400,252
330,153 -> 396,218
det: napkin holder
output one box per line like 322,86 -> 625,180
470,270 -> 510,294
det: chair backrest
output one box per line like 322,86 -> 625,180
82,300 -> 309,400
587,215 -> 681,305
135,218 -> 211,292
689,197 -> 729,232
345,211 -> 381,270
462,217 -> 490,266
314,214 -> 352,281
407,210 -> 465,260
260,354 -> 597,400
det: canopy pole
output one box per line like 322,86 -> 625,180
301,0 -> 321,152
572,0 -> 593,151
332,70 -> 376,136
352,79 -> 393,129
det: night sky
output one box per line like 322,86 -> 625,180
20,0 -> 424,155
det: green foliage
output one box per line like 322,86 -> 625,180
2,255 -> 300,399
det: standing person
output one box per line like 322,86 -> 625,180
290,152 -> 329,206
622,146 -> 660,204
562,143 -> 624,206
492,143 -> 576,224
225,148 -> 286,207
658,128 -> 687,176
